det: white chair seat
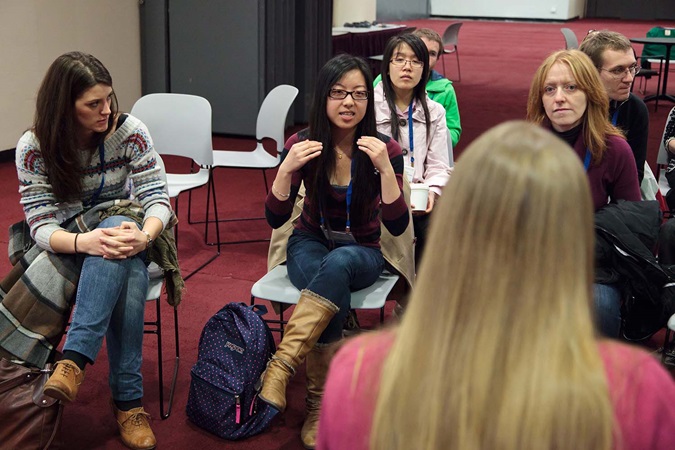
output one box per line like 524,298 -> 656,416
251,264 -> 399,310
212,144 -> 280,169
165,170 -> 211,198
146,262 -> 165,300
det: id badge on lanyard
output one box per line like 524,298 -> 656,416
320,158 -> 358,245
321,226 -> 357,245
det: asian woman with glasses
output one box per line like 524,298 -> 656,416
374,33 -> 451,267
261,54 -> 411,449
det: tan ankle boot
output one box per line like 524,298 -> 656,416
300,343 -> 332,449
259,289 -> 338,412
111,401 -> 157,450
43,359 -> 85,402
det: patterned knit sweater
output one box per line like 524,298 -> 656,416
15,114 -> 172,252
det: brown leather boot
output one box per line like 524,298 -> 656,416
300,343 -> 332,449
111,401 -> 157,450
43,359 -> 85,402
259,289 -> 338,412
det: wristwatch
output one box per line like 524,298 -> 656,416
142,230 -> 153,249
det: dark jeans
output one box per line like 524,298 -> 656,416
64,216 -> 149,401
593,282 -> 622,338
286,230 -> 384,343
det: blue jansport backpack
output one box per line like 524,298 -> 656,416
186,302 -> 278,440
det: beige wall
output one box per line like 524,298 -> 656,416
0,0 -> 142,150
333,0 -> 377,27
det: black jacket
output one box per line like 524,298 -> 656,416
595,200 -> 674,339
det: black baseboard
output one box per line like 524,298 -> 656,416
0,148 -> 15,163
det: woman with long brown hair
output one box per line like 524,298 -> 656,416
2,51 -> 176,450
317,121 -> 675,450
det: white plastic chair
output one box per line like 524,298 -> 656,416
250,265 -> 399,338
560,28 -> 578,49
441,22 -> 462,82
190,85 -> 299,245
131,93 -> 220,278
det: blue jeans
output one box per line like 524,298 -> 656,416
593,282 -> 622,338
64,216 -> 149,401
286,230 -> 384,343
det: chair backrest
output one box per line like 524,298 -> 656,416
442,22 -> 462,47
657,107 -> 675,166
130,93 -> 214,167
256,85 -> 299,155
561,28 -> 578,49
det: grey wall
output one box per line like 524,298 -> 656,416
377,0 -> 429,21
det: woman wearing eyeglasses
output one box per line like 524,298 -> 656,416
527,49 -> 641,338
261,54 -> 410,448
374,33 -> 451,267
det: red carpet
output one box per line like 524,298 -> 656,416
0,16 -> 673,450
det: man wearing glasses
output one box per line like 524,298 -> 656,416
580,30 -> 649,184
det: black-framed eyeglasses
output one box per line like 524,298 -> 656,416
600,64 -> 640,79
328,89 -> 369,100
390,57 -> 424,68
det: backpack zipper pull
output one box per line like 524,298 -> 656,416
235,395 -> 241,424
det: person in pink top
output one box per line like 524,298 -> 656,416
318,121 -> 675,450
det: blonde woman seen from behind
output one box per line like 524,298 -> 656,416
317,121 -> 675,450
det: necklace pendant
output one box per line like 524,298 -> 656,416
337,152 -> 342,159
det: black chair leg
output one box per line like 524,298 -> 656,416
147,298 -> 180,420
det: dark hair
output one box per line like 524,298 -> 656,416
380,33 -> 431,142
33,51 -> 118,201
306,54 -> 380,228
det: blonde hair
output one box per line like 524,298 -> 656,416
526,49 -> 623,165
370,121 -> 614,450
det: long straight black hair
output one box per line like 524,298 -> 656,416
33,51 -> 118,201
305,54 -> 380,228
380,33 -> 431,143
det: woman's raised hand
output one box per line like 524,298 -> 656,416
357,136 -> 393,176
279,139 -> 323,175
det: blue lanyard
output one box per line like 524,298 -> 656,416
319,158 -> 355,231
611,109 -> 619,127
407,102 -> 415,167
582,110 -> 617,172
583,148 -> 591,171
345,160 -> 354,231
85,140 -> 106,207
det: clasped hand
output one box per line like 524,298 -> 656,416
81,221 -> 147,259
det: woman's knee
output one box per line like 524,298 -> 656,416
98,215 -> 134,229
321,246 -> 383,274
